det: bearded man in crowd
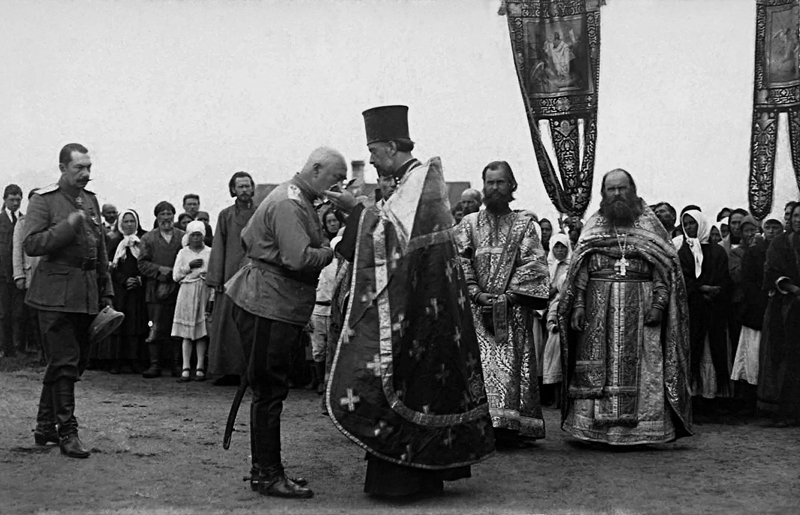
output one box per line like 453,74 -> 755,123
558,169 -> 692,445
457,160 -> 549,447
207,171 -> 257,386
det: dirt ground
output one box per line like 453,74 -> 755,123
1,356 -> 798,515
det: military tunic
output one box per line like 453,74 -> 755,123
24,176 -> 113,383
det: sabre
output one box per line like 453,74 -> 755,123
223,329 -> 257,450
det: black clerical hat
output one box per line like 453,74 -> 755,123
362,105 -> 412,145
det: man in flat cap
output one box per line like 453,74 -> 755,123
325,105 -> 494,497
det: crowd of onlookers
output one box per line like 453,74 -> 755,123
3,178 -> 799,426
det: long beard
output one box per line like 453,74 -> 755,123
483,190 -> 515,214
599,194 -> 643,226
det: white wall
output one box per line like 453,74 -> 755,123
1,0 -> 797,227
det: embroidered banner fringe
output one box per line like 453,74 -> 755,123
504,0 -> 603,217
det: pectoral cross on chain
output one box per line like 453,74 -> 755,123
615,257 -> 629,277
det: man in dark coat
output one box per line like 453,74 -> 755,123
24,143 -> 114,458
138,201 -> 184,378
1,183 -> 25,358
207,171 -> 256,386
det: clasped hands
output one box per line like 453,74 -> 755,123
475,292 -> 520,307
570,306 -> 662,331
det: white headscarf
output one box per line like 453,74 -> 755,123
112,209 -> 142,266
547,232 -> 573,292
182,220 -> 207,247
681,209 -> 710,278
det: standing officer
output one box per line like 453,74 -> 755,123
224,147 -> 346,498
24,143 -> 113,458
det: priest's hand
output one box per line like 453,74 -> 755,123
476,293 -> 497,306
644,307 -> 663,326
570,307 -> 585,331
324,189 -> 358,213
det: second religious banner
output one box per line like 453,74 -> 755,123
505,0 -> 603,218
749,0 -> 800,220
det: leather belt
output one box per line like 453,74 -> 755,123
249,259 -> 318,286
45,256 -> 98,271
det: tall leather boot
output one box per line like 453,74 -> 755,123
142,343 -> 161,378
33,383 -> 59,445
315,362 -> 326,395
52,377 -> 90,458
171,339 -> 182,378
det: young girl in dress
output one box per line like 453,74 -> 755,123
172,221 -> 213,382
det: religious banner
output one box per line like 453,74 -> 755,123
504,0 -> 603,217
749,0 -> 800,219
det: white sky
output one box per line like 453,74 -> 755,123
2,0 -> 799,226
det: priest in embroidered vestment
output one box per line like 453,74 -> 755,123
325,105 -> 494,497
456,161 -> 549,446
558,169 -> 692,445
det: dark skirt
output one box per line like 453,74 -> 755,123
364,454 -> 470,497
112,280 -> 148,360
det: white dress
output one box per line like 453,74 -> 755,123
171,245 -> 212,340
731,327 -> 760,385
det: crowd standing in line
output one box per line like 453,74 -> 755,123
4,127 -> 799,499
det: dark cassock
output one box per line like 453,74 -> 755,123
677,210 -> 732,399
758,226 -> 800,425
207,199 -> 256,379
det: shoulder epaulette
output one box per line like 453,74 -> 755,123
37,183 -> 59,195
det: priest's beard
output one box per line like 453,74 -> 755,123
599,192 -> 643,227
483,190 -> 515,214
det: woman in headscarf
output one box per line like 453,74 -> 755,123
732,216 -> 784,413
678,209 -> 732,414
542,233 -> 572,407
109,209 -> 148,374
758,202 -> 800,427
709,222 -> 723,246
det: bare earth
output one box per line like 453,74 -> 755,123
1,359 -> 799,515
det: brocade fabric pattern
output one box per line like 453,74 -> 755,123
457,210 -> 549,438
557,201 -> 693,444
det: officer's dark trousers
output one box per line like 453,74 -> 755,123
0,280 -> 25,355
232,304 -> 302,471
36,311 -> 92,436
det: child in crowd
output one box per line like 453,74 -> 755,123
543,233 -> 572,407
172,221 -> 213,382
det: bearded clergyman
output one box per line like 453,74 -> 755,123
456,161 -> 549,447
557,169 -> 692,445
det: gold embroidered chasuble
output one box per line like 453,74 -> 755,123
457,209 -> 549,438
557,202 -> 693,445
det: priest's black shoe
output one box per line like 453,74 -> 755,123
59,434 -> 90,459
259,475 -> 313,499
33,428 -> 60,445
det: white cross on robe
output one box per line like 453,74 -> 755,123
340,388 -> 360,412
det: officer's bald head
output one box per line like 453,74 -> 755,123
300,147 -> 348,195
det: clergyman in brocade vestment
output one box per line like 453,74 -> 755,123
558,169 -> 692,445
326,105 -> 494,497
456,160 -> 549,446
207,171 -> 256,386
